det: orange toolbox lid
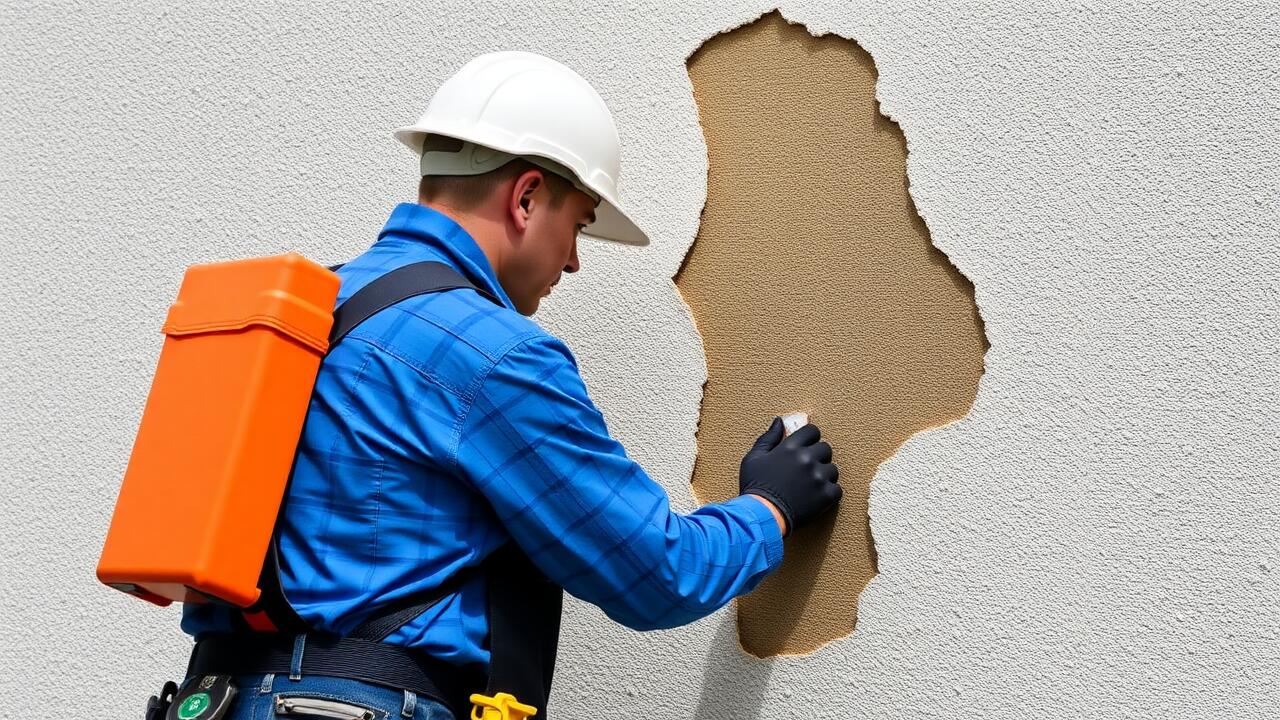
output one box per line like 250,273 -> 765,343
97,253 -> 340,607
161,252 -> 338,351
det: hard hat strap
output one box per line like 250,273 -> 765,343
420,137 -> 600,204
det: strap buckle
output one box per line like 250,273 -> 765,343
469,692 -> 537,720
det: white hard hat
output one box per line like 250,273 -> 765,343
394,51 -> 649,246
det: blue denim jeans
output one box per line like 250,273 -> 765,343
178,672 -> 458,720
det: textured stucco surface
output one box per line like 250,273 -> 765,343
2,2 -> 1278,718
679,11 -> 986,657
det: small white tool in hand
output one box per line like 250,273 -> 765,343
780,412 -> 809,437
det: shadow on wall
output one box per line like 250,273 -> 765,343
676,10 -> 988,658
692,615 -> 776,720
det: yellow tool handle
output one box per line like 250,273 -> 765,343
470,692 -> 537,720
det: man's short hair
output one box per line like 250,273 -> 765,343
417,136 -> 576,211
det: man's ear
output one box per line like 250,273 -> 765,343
508,169 -> 545,233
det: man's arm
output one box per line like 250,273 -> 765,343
452,335 -> 784,631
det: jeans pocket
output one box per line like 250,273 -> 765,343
273,693 -> 389,720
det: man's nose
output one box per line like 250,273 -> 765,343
565,239 -> 580,273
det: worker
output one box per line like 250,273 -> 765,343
173,51 -> 841,720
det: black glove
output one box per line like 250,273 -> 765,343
739,417 -> 841,536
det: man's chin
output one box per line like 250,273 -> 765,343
517,297 -> 540,316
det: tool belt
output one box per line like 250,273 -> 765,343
170,529 -> 560,720
187,633 -> 483,717
207,539 -> 563,719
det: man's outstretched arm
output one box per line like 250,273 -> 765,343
452,335 -> 838,630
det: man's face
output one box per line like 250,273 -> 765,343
505,180 -> 597,315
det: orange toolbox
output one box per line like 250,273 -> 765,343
97,253 -> 340,607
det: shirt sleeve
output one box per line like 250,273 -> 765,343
452,335 -> 784,631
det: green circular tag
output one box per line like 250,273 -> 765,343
177,692 -> 211,719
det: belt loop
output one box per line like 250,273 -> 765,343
401,690 -> 417,718
258,673 -> 275,696
289,634 -> 307,681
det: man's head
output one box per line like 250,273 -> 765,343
417,137 -> 598,316
394,51 -> 651,312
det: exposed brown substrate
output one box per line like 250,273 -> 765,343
678,10 -> 988,657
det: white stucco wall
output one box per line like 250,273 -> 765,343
2,1 -> 1277,717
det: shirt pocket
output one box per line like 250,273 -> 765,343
273,693 -> 389,720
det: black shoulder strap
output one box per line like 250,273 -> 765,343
483,545 -> 563,713
328,261 -> 501,347
346,562 -> 485,642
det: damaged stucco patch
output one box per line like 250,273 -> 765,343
676,10 -> 988,657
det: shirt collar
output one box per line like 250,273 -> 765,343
376,202 -> 516,311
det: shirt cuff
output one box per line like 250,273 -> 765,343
724,494 -> 785,570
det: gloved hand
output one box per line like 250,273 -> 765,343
739,417 -> 841,536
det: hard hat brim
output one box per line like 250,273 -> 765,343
394,126 -> 650,247
581,194 -> 649,246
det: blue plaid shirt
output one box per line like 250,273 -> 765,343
183,203 -> 783,669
